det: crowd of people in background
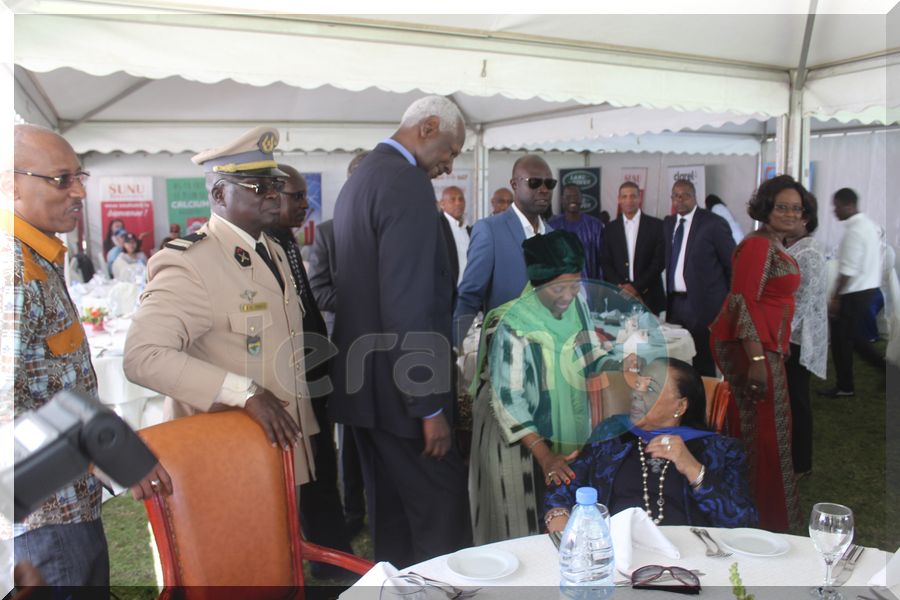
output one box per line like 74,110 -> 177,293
6,93 -> 892,590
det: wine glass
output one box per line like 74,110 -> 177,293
808,502 -> 854,599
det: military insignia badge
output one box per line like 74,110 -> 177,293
258,131 -> 277,153
247,334 -> 262,355
234,246 -> 252,267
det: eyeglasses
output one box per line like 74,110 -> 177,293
220,178 -> 286,195
631,565 -> 701,594
516,177 -> 558,190
14,169 -> 90,189
773,203 -> 804,214
281,190 -> 308,202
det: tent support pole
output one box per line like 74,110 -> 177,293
474,125 -> 487,221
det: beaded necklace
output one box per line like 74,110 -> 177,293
637,438 -> 670,524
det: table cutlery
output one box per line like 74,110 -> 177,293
549,530 -> 562,550
404,572 -> 481,599
832,544 -> 864,586
690,527 -> 731,557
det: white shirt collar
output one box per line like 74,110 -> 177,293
212,213 -> 264,249
677,204 -> 698,224
443,210 -> 465,229
624,209 -> 642,225
511,202 -> 546,238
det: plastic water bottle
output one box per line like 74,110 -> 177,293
558,487 -> 615,599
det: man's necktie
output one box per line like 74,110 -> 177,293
667,217 -> 686,292
255,241 -> 285,292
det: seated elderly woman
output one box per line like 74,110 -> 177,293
544,357 -> 758,532
468,230 -> 609,545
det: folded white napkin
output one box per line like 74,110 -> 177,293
867,547 -> 900,588
349,560 -> 400,588
611,507 -> 680,574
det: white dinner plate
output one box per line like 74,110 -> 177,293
718,528 -> 791,557
446,548 -> 519,580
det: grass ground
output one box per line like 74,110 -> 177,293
103,342 -> 897,590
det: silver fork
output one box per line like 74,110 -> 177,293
690,527 -> 732,558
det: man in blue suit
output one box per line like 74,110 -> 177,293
453,155 -> 556,344
663,179 -> 735,377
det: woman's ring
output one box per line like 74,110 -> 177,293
150,479 -> 160,489
547,471 -> 557,480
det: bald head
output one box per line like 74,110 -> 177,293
12,124 -> 86,235
439,186 -> 466,223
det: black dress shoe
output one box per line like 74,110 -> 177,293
817,387 -> 855,397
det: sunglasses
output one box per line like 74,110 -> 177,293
631,565 -> 701,595
220,178 -> 286,195
517,177 -> 558,190
281,190 -> 308,202
14,170 -> 90,190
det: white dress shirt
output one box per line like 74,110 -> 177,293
672,205 -> 698,293
838,212 -> 882,294
443,211 -> 469,285
511,202 -> 547,239
623,209 -> 642,282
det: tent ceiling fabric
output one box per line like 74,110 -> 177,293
15,13 -> 791,115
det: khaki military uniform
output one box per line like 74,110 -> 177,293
124,214 -> 318,483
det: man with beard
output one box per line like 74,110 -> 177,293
548,184 -> 603,281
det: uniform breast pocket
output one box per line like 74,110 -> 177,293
228,311 -> 273,357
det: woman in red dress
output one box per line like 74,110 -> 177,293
710,175 -> 811,531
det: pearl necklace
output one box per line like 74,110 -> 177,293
637,438 -> 670,524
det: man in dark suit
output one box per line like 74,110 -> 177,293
453,155 -> 554,344
663,179 -> 735,376
600,181 -> 666,314
330,96 -> 471,567
438,185 -> 469,287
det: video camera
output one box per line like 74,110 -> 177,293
1,390 -> 158,523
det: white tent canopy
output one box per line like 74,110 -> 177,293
12,8 -> 898,159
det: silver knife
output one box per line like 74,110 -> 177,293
831,544 -> 857,581
833,545 -> 865,586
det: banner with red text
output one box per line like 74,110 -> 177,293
100,176 -> 155,253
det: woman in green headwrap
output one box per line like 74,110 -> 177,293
468,230 -> 608,545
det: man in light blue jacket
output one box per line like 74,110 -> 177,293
453,154 -> 555,345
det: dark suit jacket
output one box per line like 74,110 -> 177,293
663,208 -> 735,330
307,219 -> 337,314
439,211 -> 460,287
329,142 -> 456,439
600,213 -> 666,314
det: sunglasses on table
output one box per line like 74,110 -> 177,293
631,565 -> 701,595
516,177 -> 558,190
14,170 -> 90,189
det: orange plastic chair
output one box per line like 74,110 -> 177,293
702,376 -> 733,434
138,411 -> 373,600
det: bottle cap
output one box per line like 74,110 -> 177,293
575,487 -> 598,505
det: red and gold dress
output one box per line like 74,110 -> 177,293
710,235 -> 801,531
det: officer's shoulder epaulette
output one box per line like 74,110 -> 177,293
165,232 -> 207,251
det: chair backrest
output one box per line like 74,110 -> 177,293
702,376 -> 732,433
138,411 -> 303,594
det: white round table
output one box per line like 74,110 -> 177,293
86,319 -> 163,430
347,528 -> 894,598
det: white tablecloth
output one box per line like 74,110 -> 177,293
347,528 -> 895,599
86,319 -> 163,430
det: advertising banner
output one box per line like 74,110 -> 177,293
665,165 -> 706,213
559,167 -> 601,217
166,178 -> 210,233
99,176 -> 155,252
